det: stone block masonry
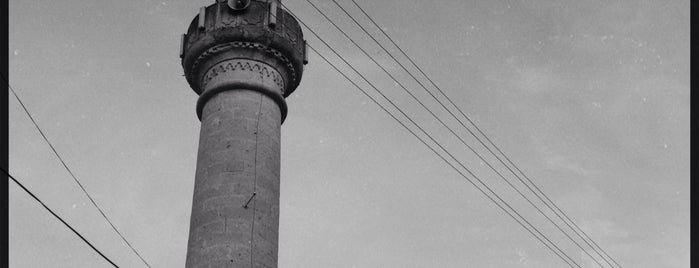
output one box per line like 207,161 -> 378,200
187,89 -> 281,267
179,0 -> 306,267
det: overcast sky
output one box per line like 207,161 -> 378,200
8,0 -> 689,267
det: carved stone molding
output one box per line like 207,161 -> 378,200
201,59 -> 284,90
181,0 -> 306,98
191,41 -> 294,95
196,58 -> 288,122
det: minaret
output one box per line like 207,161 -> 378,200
179,0 -> 306,267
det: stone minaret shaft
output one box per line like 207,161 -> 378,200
180,1 -> 306,267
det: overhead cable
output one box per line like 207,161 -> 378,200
3,74 -> 152,268
346,1 -> 622,266
3,166 -> 119,267
323,1 -> 613,266
282,5 -> 580,267
299,0 -> 601,265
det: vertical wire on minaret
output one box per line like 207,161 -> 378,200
179,0 -> 306,266
250,94 -> 264,266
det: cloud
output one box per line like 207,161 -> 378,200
543,154 -> 591,176
512,65 -> 561,94
579,218 -> 629,240
517,248 -> 532,266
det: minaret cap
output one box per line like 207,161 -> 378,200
180,0 -> 306,98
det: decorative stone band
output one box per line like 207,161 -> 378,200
196,58 -> 288,122
189,41 -> 297,97
200,58 -> 284,89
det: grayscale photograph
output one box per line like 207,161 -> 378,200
7,0 -> 690,267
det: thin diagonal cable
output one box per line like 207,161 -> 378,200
324,1 -> 609,266
283,6 -> 579,267
348,1 -> 621,267
305,43 -> 577,268
301,1 -> 603,265
288,4 -> 580,266
3,167 -> 119,267
3,74 -> 152,268
306,41 -> 579,267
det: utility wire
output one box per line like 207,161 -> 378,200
299,0 -> 602,266
306,41 -> 578,268
283,5 -> 580,267
249,94 -> 264,267
4,166 -> 119,267
346,1 -> 622,267
3,74 -> 152,268
322,1 -> 611,266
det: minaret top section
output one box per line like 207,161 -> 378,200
180,0 -> 306,98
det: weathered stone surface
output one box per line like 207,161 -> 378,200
186,89 -> 282,268
181,0 -> 305,98
181,1 -> 304,267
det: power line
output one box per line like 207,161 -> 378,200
3,166 -> 119,267
283,5 -> 580,267
320,1 -> 612,266
297,0 -> 602,266
3,74 -> 152,268
306,42 -> 578,268
346,1 -> 622,266
318,0 -> 607,266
